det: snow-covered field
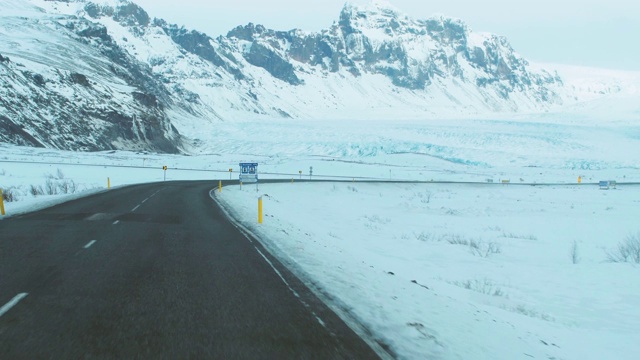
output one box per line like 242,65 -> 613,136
1,117 -> 639,359
217,182 -> 640,359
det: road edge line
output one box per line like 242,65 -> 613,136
0,293 -> 29,317
209,188 -> 394,360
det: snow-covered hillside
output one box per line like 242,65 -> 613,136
0,0 -> 184,152
1,0 -> 637,153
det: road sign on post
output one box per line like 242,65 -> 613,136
239,163 -> 258,183
162,166 -> 167,181
229,168 -> 233,180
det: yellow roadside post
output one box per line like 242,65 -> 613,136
578,176 -> 582,184
0,189 -> 6,216
258,196 -> 263,224
218,180 -> 222,193
107,177 -> 111,189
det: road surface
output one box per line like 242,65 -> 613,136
0,181 -> 381,359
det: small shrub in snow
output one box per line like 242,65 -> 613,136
56,168 -> 65,179
453,278 -> 505,297
347,185 -> 358,193
443,208 -> 460,216
570,240 -> 581,264
1,187 -> 18,202
441,234 -> 468,245
416,191 -> 432,204
58,179 -> 77,194
469,240 -> 502,258
45,178 -> 58,195
30,184 -> 44,196
364,214 -> 390,225
607,233 -> 640,264
502,232 -> 537,241
477,241 -> 502,258
0,169 -> 6,176
511,305 -> 554,322
413,231 -> 434,242
441,234 -> 501,258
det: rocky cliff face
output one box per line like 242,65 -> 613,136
0,1 -> 182,152
224,2 -> 561,102
0,0 -> 571,153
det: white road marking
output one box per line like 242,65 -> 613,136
0,293 -> 28,318
85,213 -> 108,221
84,240 -> 97,249
209,189 -> 327,329
113,220 -> 120,225
131,189 -> 163,212
254,247 -> 327,329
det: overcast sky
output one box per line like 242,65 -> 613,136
131,0 -> 640,71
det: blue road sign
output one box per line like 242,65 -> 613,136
239,163 -> 258,183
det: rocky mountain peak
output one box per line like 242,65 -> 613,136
339,0 -> 409,37
83,0 -> 149,27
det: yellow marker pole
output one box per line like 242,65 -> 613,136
578,176 -> 582,184
218,180 -> 222,193
107,177 -> 111,189
258,196 -> 263,224
0,189 -> 6,216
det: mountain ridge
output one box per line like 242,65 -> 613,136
0,0 -> 635,153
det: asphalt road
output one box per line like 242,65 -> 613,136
0,181 -> 382,359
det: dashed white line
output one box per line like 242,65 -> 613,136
0,293 -> 28,318
84,240 -> 97,249
131,189 -> 163,213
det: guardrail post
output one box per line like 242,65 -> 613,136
258,196 -> 263,224
0,188 -> 5,216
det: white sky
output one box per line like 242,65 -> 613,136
131,0 -> 640,71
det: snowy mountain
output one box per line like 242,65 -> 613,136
224,2 -> 561,103
0,0 -> 184,152
0,0 -> 636,153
